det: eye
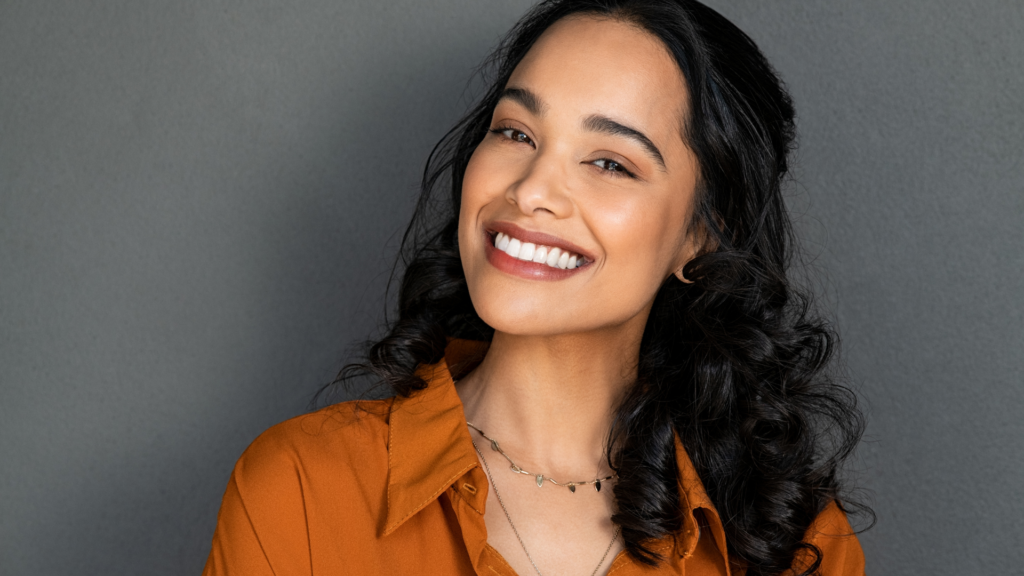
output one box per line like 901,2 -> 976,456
591,158 -> 635,179
490,126 -> 535,146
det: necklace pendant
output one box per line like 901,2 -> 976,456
595,480 -> 602,492
536,474 -> 544,487
510,463 -> 522,473
490,439 -> 500,452
569,483 -> 576,493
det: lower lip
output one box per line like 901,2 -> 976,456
484,234 -> 588,281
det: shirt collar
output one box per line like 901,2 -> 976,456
383,338 -> 728,569
383,339 -> 487,536
674,435 -> 727,563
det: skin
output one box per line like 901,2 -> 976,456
455,15 -> 700,576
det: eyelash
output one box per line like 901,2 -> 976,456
489,125 -> 637,179
490,126 -> 533,145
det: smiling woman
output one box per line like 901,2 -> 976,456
203,2 -> 867,575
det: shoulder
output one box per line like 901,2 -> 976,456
231,399 -> 393,494
205,400 -> 397,574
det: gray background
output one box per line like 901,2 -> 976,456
1,0 -> 1021,574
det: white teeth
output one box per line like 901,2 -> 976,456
493,231 -> 584,271
545,248 -> 561,267
506,238 -> 522,258
518,242 -> 536,261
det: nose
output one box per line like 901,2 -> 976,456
505,150 -> 573,218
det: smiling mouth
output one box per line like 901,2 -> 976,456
491,231 -> 588,270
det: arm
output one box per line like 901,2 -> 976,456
203,474 -> 275,576
202,429 -> 313,576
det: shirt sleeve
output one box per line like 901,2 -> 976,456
802,500 -> 866,575
202,428 -> 313,576
202,474 -> 275,576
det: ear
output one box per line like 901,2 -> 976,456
672,228 -> 702,284
672,217 -> 719,284
674,266 -> 690,284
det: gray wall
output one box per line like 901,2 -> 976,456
0,0 -> 1020,574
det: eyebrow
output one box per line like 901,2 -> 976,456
498,87 -> 544,116
582,114 -> 666,170
497,86 -> 666,170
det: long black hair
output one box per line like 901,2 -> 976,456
328,1 -> 867,574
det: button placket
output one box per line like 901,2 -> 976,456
453,468 -> 487,515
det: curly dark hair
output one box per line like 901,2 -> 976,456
326,1 -> 868,574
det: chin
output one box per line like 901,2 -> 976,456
468,287 -> 581,337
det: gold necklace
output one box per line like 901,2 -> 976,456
467,422 -> 617,493
470,436 -> 621,576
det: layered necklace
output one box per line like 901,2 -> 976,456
467,422 -> 621,576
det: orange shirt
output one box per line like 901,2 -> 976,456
203,339 -> 864,575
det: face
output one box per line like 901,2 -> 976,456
458,16 -> 700,337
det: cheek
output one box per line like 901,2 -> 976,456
458,149 -> 492,247
458,145 -> 511,281
460,150 -> 485,218
459,144 -> 510,223
591,193 -> 690,283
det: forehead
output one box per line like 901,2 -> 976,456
507,15 -> 689,141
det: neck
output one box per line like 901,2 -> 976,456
456,318 -> 645,479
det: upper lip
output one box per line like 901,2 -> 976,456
485,221 -> 595,262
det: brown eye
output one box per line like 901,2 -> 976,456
592,158 -> 634,178
490,127 -> 535,146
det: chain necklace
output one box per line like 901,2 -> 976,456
471,436 -> 621,576
466,422 -> 616,493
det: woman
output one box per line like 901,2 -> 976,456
204,1 -> 867,575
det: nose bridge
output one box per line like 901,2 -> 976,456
507,143 -> 573,217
